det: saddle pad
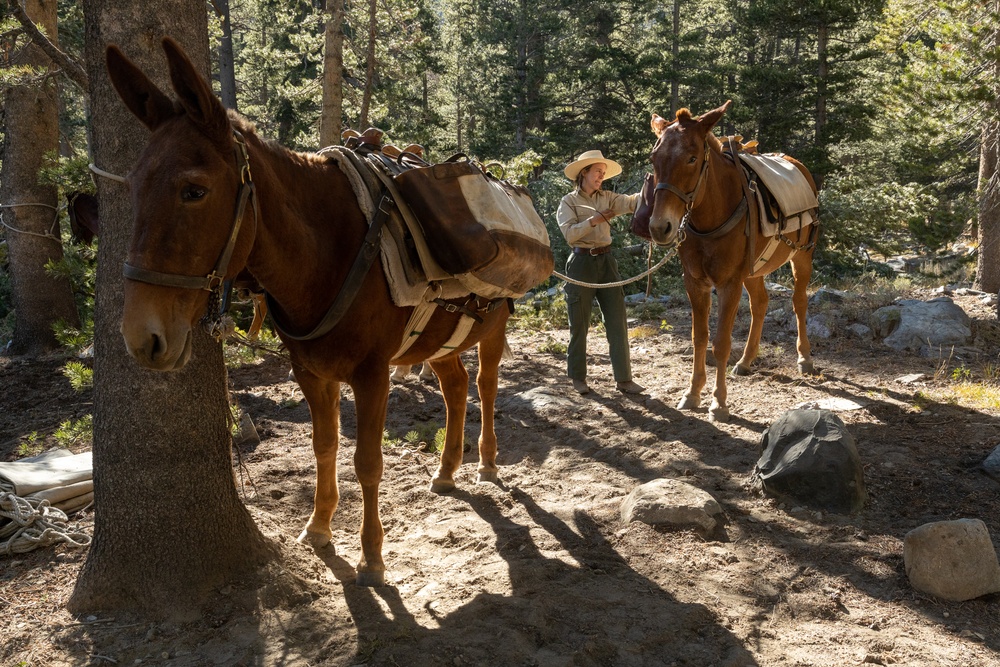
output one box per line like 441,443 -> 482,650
739,153 -> 818,217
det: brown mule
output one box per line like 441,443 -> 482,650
107,38 -> 511,586
648,101 -> 818,422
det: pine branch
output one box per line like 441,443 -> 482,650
6,0 -> 89,93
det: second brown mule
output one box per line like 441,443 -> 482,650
648,101 -> 818,422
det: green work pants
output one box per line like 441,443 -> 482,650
563,251 -> 632,383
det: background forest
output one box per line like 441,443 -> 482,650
0,0 -> 998,350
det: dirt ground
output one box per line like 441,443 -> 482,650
1,286 -> 999,667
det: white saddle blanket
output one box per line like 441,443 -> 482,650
740,153 -> 818,217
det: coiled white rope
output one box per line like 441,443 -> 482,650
0,491 -> 91,555
0,203 -> 60,241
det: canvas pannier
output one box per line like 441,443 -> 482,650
392,156 -> 554,297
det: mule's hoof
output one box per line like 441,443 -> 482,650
733,363 -> 752,376
355,569 -> 386,587
477,469 -> 499,484
709,405 -> 730,423
430,477 -> 456,494
297,529 -> 332,549
677,394 -> 700,411
798,361 -> 817,375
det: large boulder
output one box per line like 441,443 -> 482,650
752,409 -> 866,514
870,297 -> 971,352
904,519 -> 1000,602
620,478 -> 723,533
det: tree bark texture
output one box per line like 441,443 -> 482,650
319,0 -> 345,146
1,0 -> 79,356
213,0 -> 238,110
976,119 -> 1000,296
70,0 -> 276,620
358,0 -> 376,129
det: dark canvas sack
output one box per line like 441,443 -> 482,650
630,172 -> 655,241
393,156 -> 554,298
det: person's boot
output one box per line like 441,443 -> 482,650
616,380 -> 646,394
572,378 -> 590,395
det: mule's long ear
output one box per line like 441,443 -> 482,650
697,100 -> 731,132
651,113 -> 670,137
105,45 -> 177,131
161,37 -> 230,140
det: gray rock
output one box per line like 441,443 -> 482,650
847,323 -> 872,339
809,286 -> 852,304
983,444 -> 1000,481
234,412 -> 260,448
620,478 -> 722,533
806,314 -> 831,339
904,519 -> 1000,601
870,297 -> 971,352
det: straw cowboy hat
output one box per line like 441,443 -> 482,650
564,149 -> 623,181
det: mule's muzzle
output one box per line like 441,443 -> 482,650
648,219 -> 675,247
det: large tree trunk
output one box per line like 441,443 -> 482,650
671,0 -> 680,115
213,0 -> 238,110
70,0 -> 276,620
1,0 -> 79,355
814,22 -> 828,191
319,0 -> 345,147
358,0 -> 376,129
976,9 -> 1000,302
976,118 -> 1000,297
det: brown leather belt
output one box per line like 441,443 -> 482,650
573,245 -> 612,256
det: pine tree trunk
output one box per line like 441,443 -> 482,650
214,0 -> 238,110
976,119 -> 1000,296
320,0 -> 345,146
70,0 -> 277,620
0,0 -> 79,355
358,0 -> 377,129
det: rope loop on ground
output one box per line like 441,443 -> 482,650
0,491 -> 91,556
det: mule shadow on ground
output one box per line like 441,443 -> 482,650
314,483 -> 759,666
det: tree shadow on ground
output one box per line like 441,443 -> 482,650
317,485 -> 758,667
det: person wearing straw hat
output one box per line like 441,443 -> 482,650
557,150 -> 646,395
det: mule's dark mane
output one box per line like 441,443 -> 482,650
225,109 -> 329,168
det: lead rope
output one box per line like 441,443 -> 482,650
551,246 -> 677,289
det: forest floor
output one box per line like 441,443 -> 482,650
1,284 -> 999,667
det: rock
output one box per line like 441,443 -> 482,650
846,323 -> 872,339
793,397 -> 865,411
903,519 -> 1000,601
806,314 -> 831,339
234,412 -> 260,448
870,297 -> 971,352
620,478 -> 723,533
983,444 -> 1000,482
766,282 -> 792,295
809,286 -> 852,305
894,373 -> 926,384
752,409 -> 866,514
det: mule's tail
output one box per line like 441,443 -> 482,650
502,336 -> 513,362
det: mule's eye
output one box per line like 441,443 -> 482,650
688,155 -> 698,165
181,185 -> 207,202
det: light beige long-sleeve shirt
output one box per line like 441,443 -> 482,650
556,188 -> 642,248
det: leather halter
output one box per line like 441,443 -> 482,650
654,140 -> 711,211
123,130 -> 257,338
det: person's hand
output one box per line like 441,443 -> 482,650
589,209 -> 615,227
